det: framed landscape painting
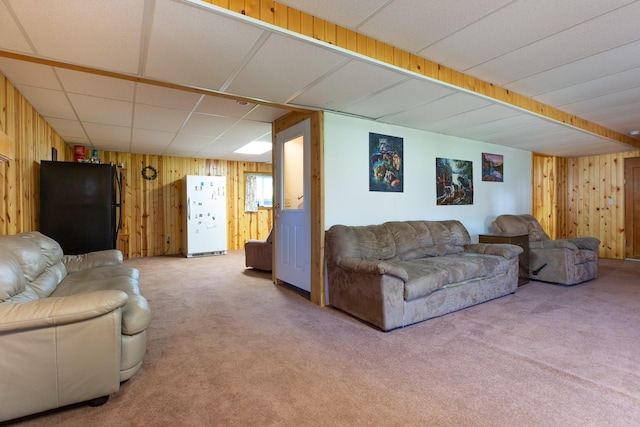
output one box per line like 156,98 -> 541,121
482,152 -> 504,182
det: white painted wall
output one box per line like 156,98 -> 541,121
323,112 -> 532,240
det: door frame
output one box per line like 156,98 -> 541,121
624,157 -> 640,259
273,111 -> 325,306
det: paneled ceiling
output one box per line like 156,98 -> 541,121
1,0 -> 639,162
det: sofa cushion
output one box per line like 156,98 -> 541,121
393,261 -> 449,300
493,214 -> 550,242
0,235 -> 48,283
419,253 -> 510,284
0,250 -> 27,302
328,224 -> 396,261
398,244 -> 464,261
385,220 -> 470,261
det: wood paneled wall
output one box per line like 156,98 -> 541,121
1,72 -> 272,257
533,151 -> 640,259
101,152 -> 272,258
0,73 -> 73,235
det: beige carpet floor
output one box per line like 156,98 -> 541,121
5,253 -> 640,426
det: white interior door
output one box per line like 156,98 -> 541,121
275,119 -> 311,292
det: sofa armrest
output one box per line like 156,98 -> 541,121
530,240 -> 578,251
62,250 -> 123,273
567,237 -> 600,251
336,257 -> 409,281
0,290 -> 127,334
465,243 -> 523,259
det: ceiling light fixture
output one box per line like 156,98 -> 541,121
629,130 -> 640,136
234,141 -> 272,155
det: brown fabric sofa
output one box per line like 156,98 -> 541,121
0,232 -> 151,422
492,214 -> 600,285
245,230 -> 273,271
325,220 -> 522,331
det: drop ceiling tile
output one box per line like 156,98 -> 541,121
225,33 -> 346,103
93,140 -> 131,153
8,0 -> 144,73
253,132 -> 273,143
145,0 -> 265,90
130,143 -> 168,155
0,2 -> 34,54
218,120 -> 271,143
244,105 -> 290,122
135,84 -> 202,111
56,68 -> 135,101
290,60 -> 406,110
276,0 -> 388,29
62,136 -> 91,145
0,59 -> 60,89
180,113 -> 238,138
534,67 -> 640,107
83,123 -> 131,143
68,93 -> 133,127
486,123 -> 571,146
419,0 -> 635,71
134,104 -> 190,133
343,78 -> 454,119
383,93 -> 492,130
225,151 -> 272,163
163,147 -> 201,158
198,141 -> 236,155
470,3 -> 640,87
196,96 -> 257,118
359,0 -> 511,53
506,41 -> 640,97
169,134 -> 213,152
423,104 -> 521,134
15,85 -> 75,120
564,87 -> 640,115
132,128 -> 175,146
584,105 -> 640,128
43,117 -> 87,140
453,114 -> 543,140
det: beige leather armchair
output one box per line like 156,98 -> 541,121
0,232 -> 150,422
245,230 -> 273,271
492,214 -> 600,285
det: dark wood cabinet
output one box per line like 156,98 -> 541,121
478,233 -> 529,286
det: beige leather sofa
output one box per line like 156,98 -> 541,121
0,232 -> 151,422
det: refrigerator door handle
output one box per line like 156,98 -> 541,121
187,196 -> 191,220
116,170 -> 123,232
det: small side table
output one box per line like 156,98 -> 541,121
478,233 -> 529,286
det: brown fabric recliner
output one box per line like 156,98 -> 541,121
244,230 -> 273,271
492,214 -> 600,285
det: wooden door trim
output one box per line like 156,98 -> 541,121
624,157 -> 640,258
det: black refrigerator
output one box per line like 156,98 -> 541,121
40,161 -> 122,255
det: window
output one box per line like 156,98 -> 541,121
245,174 -> 272,212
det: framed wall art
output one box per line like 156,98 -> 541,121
369,132 -> 403,192
482,152 -> 503,182
436,157 -> 473,205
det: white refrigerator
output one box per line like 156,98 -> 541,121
183,175 -> 227,257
